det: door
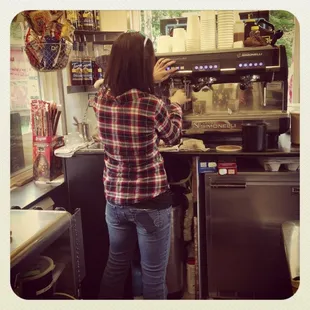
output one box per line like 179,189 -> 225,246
205,173 -> 299,299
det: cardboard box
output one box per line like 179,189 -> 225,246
33,136 -> 64,182
218,159 -> 237,175
198,160 -> 218,174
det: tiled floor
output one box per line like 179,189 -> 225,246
133,291 -> 195,300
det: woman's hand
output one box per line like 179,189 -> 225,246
153,58 -> 178,83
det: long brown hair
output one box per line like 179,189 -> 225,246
103,32 -> 155,96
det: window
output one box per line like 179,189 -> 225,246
269,11 -> 295,67
10,15 -> 41,183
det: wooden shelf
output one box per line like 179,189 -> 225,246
73,30 -> 123,43
67,85 -> 97,94
74,30 -> 122,36
93,41 -> 114,45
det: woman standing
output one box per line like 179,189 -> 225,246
95,32 -> 187,299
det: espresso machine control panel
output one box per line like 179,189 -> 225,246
157,46 -> 282,77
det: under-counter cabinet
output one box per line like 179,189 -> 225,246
204,173 -> 299,299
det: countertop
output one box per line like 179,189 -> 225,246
10,209 -> 71,268
74,133 -> 299,157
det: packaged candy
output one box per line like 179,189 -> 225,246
28,10 -> 53,35
45,21 -> 63,40
61,19 -> 75,42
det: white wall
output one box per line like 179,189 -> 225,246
292,17 -> 300,104
99,11 -> 129,31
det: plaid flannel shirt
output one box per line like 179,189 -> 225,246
95,88 -> 182,206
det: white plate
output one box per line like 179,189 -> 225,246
217,41 -> 233,44
200,28 -> 216,31
218,31 -> 233,33
218,16 -> 234,18
217,13 -> 234,17
218,20 -> 234,23
218,41 -> 233,44
218,32 -> 233,35
218,27 -> 234,29
216,145 -> 242,152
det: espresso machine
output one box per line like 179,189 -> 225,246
155,45 -> 289,147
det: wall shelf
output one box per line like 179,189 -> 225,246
73,30 -> 123,43
74,30 -> 122,36
67,85 -> 97,94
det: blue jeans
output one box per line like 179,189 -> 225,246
99,202 -> 172,299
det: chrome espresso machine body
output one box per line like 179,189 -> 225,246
155,45 -> 289,146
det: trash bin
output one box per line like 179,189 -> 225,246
282,221 -> 300,295
166,203 -> 185,299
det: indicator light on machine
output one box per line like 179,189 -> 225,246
199,66 -> 203,70
204,65 -> 208,69
254,63 -> 258,66
244,63 -> 248,67
195,66 -> 199,70
249,63 -> 253,67
166,67 -> 171,71
238,63 -> 243,68
214,65 -> 218,69
259,62 -> 263,66
209,65 -> 213,69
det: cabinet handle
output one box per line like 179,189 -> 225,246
291,187 -> 299,195
210,183 -> 246,189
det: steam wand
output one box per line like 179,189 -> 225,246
239,75 -> 260,90
192,77 -> 217,92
